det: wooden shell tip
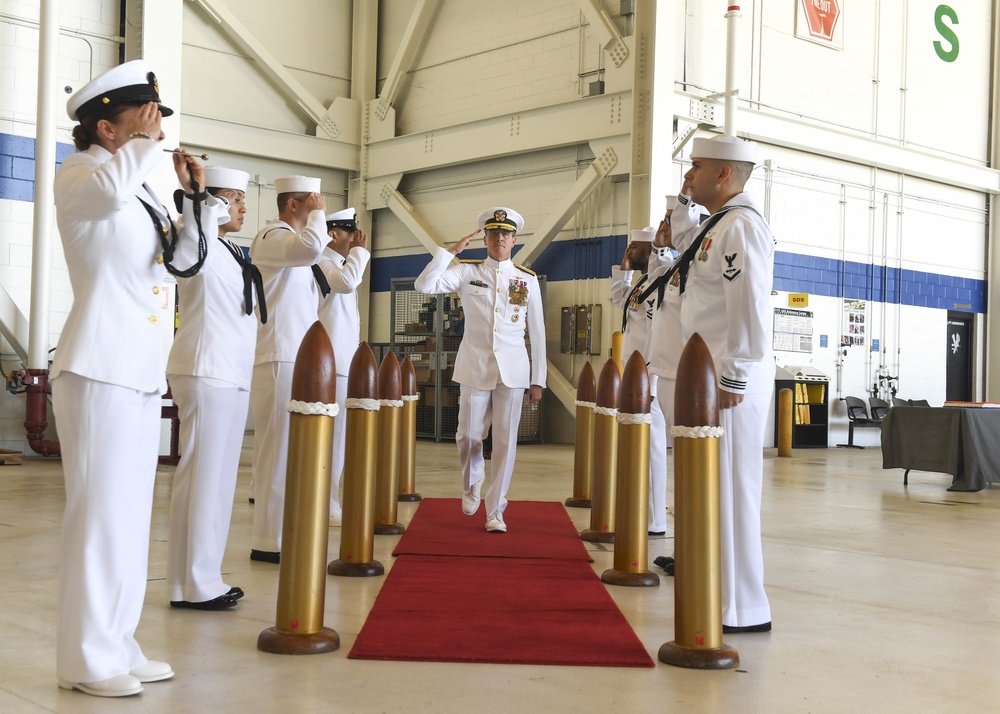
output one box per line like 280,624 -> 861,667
619,350 -> 650,415
399,356 -> 417,397
348,342 -> 379,400
379,351 -> 402,401
576,361 -> 597,402
596,359 -> 621,409
291,321 -> 336,403
673,332 -> 718,428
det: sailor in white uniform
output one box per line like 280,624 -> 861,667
166,166 -> 262,609
609,227 -> 669,535
248,176 -> 328,562
414,208 -> 546,533
53,60 -> 220,697
679,135 -> 775,633
643,191 -> 709,574
315,207 -> 370,525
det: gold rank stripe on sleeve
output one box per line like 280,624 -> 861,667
514,263 -> 535,276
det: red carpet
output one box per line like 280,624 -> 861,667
392,498 -> 592,562
349,500 -> 654,668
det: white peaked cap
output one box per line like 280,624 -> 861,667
691,134 -> 758,164
630,227 -> 656,243
275,175 -> 321,194
477,207 -> 524,234
66,59 -> 173,121
204,166 -> 249,192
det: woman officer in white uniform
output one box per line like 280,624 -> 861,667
52,60 -> 219,698
166,166 -> 263,610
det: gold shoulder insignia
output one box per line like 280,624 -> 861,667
458,259 -> 483,264
514,263 -> 535,276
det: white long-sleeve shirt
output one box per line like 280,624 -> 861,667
316,245 -> 371,377
414,248 -> 546,390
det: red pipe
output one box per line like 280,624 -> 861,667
23,368 -> 61,456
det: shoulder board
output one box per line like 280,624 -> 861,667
514,263 -> 536,276
458,259 -> 483,264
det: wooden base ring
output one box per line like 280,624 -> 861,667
397,493 -> 423,502
580,528 -> 615,543
657,641 -> 740,670
564,497 -> 592,508
257,627 -> 340,655
374,522 -> 406,535
600,568 -> 660,587
327,559 -> 385,577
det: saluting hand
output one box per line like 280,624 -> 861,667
620,246 -> 632,270
448,229 -> 480,256
653,217 -> 673,249
350,229 -> 369,251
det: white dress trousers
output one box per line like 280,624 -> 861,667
250,361 -> 295,552
457,383 -> 525,516
53,374 -> 160,683
166,375 -> 248,602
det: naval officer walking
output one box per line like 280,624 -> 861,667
414,208 -> 546,533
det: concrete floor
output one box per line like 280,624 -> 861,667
2,438 -> 999,713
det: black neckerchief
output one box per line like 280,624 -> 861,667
621,273 -> 648,333
260,226 -> 330,298
637,206 -> 737,308
219,237 -> 268,324
138,183 -> 208,278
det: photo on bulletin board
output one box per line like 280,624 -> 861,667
842,299 -> 866,347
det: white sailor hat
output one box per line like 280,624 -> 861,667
325,207 -> 358,231
204,166 -> 249,193
630,227 -> 656,243
67,59 -> 173,122
274,175 -> 321,194
691,135 -> 758,164
477,207 -> 524,234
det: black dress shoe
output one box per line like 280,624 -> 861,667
722,621 -> 772,634
653,555 -> 674,576
248,497 -> 255,504
648,531 -> 666,536
170,594 -> 238,611
250,549 -> 280,564
227,587 -> 245,600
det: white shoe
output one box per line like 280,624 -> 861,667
130,660 -> 174,683
462,480 -> 482,515
485,511 -> 507,533
58,674 -> 143,697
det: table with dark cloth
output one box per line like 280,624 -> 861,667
880,406 -> 1000,491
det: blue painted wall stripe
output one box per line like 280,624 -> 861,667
0,132 -> 984,314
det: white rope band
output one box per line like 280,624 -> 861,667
287,400 -> 340,417
380,399 -> 404,408
670,425 -> 725,438
402,394 -> 420,402
593,406 -> 618,417
617,412 -> 652,425
345,397 -> 380,411
575,400 -> 596,409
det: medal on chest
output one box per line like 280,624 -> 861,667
698,235 -> 714,262
508,277 -> 528,306
627,284 -> 642,312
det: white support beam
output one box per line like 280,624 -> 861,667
0,285 -> 30,363
187,0 -> 351,140
723,101 -> 1000,194
626,0 -> 655,232
544,359 -> 579,417
183,115 -> 359,171
381,183 -> 446,256
367,93 -> 631,179
517,145 -> 618,267
575,0 -> 629,67
373,0 -> 441,123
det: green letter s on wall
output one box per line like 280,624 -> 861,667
934,5 -> 959,62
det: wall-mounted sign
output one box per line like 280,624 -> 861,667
842,299 -> 866,348
796,0 -> 843,49
788,293 -> 809,308
773,308 -> 813,353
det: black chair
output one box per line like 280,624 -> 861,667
836,396 -> 882,449
891,397 -> 910,408
909,399 -> 930,407
869,397 -> 890,421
